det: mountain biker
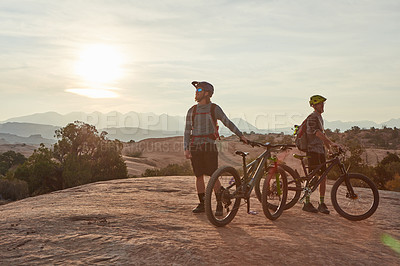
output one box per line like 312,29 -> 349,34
184,81 -> 248,214
303,95 -> 339,214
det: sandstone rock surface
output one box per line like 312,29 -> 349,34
1,176 -> 399,265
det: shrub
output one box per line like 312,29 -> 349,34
373,153 -> 400,190
142,162 -> 194,177
0,178 -> 29,201
0,151 -> 26,175
386,173 -> 400,192
126,150 -> 144,158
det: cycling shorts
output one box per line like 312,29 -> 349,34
190,143 -> 218,177
307,152 -> 326,175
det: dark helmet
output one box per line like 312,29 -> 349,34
191,81 -> 214,96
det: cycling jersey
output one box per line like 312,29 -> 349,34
183,103 -> 243,151
306,111 -> 325,154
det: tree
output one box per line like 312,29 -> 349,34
54,121 -> 127,188
380,153 -> 400,165
92,139 -> 127,181
62,153 -> 92,188
0,151 -> 26,175
13,121 -> 128,196
344,139 -> 365,171
351,126 -> 361,134
374,153 -> 400,190
14,144 -> 62,195
53,121 -> 100,164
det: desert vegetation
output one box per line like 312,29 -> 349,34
142,161 -> 193,177
139,127 -> 400,191
323,126 -> 400,190
0,121 -> 127,202
326,126 -> 400,149
1,125 -> 400,203
266,127 -> 400,190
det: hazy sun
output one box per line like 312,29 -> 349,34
75,44 -> 123,84
69,44 -> 124,98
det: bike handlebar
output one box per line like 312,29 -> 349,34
243,140 -> 296,150
329,147 -> 345,158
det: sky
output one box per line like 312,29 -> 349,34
1,0 -> 399,129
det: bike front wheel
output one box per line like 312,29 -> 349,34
255,164 -> 299,206
205,166 -> 242,227
261,166 -> 288,220
276,164 -> 301,210
331,173 -> 379,221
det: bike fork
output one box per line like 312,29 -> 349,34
343,175 -> 357,199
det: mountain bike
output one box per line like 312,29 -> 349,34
204,141 -> 295,227
276,148 -> 379,221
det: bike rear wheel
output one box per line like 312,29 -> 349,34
205,166 -> 242,227
331,173 -> 379,221
254,165 -> 266,202
255,164 -> 299,204
254,168 -> 264,203
276,164 -> 301,210
261,166 -> 288,220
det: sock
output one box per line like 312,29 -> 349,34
320,196 -> 325,204
198,193 -> 205,204
305,196 -> 310,204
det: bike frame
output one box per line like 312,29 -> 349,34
242,149 -> 272,198
239,143 -> 295,198
297,151 -> 356,199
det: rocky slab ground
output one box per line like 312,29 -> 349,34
1,176 -> 399,265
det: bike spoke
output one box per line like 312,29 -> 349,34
205,167 -> 242,226
261,167 -> 288,220
332,174 -> 379,220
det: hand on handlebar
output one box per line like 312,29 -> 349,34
329,142 -> 343,153
328,146 -> 345,158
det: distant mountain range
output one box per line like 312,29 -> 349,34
325,119 -> 400,131
0,111 -> 399,145
0,132 -> 56,145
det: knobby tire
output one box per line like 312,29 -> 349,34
259,164 -> 301,211
205,166 -> 242,227
331,173 -> 379,221
261,166 -> 288,220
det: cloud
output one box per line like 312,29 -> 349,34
0,0 -> 399,122
66,88 -> 120,99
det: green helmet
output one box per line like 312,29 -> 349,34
309,95 -> 327,106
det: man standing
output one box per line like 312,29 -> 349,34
184,81 -> 248,213
303,95 -> 339,214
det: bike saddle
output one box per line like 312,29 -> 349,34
235,151 -> 249,157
